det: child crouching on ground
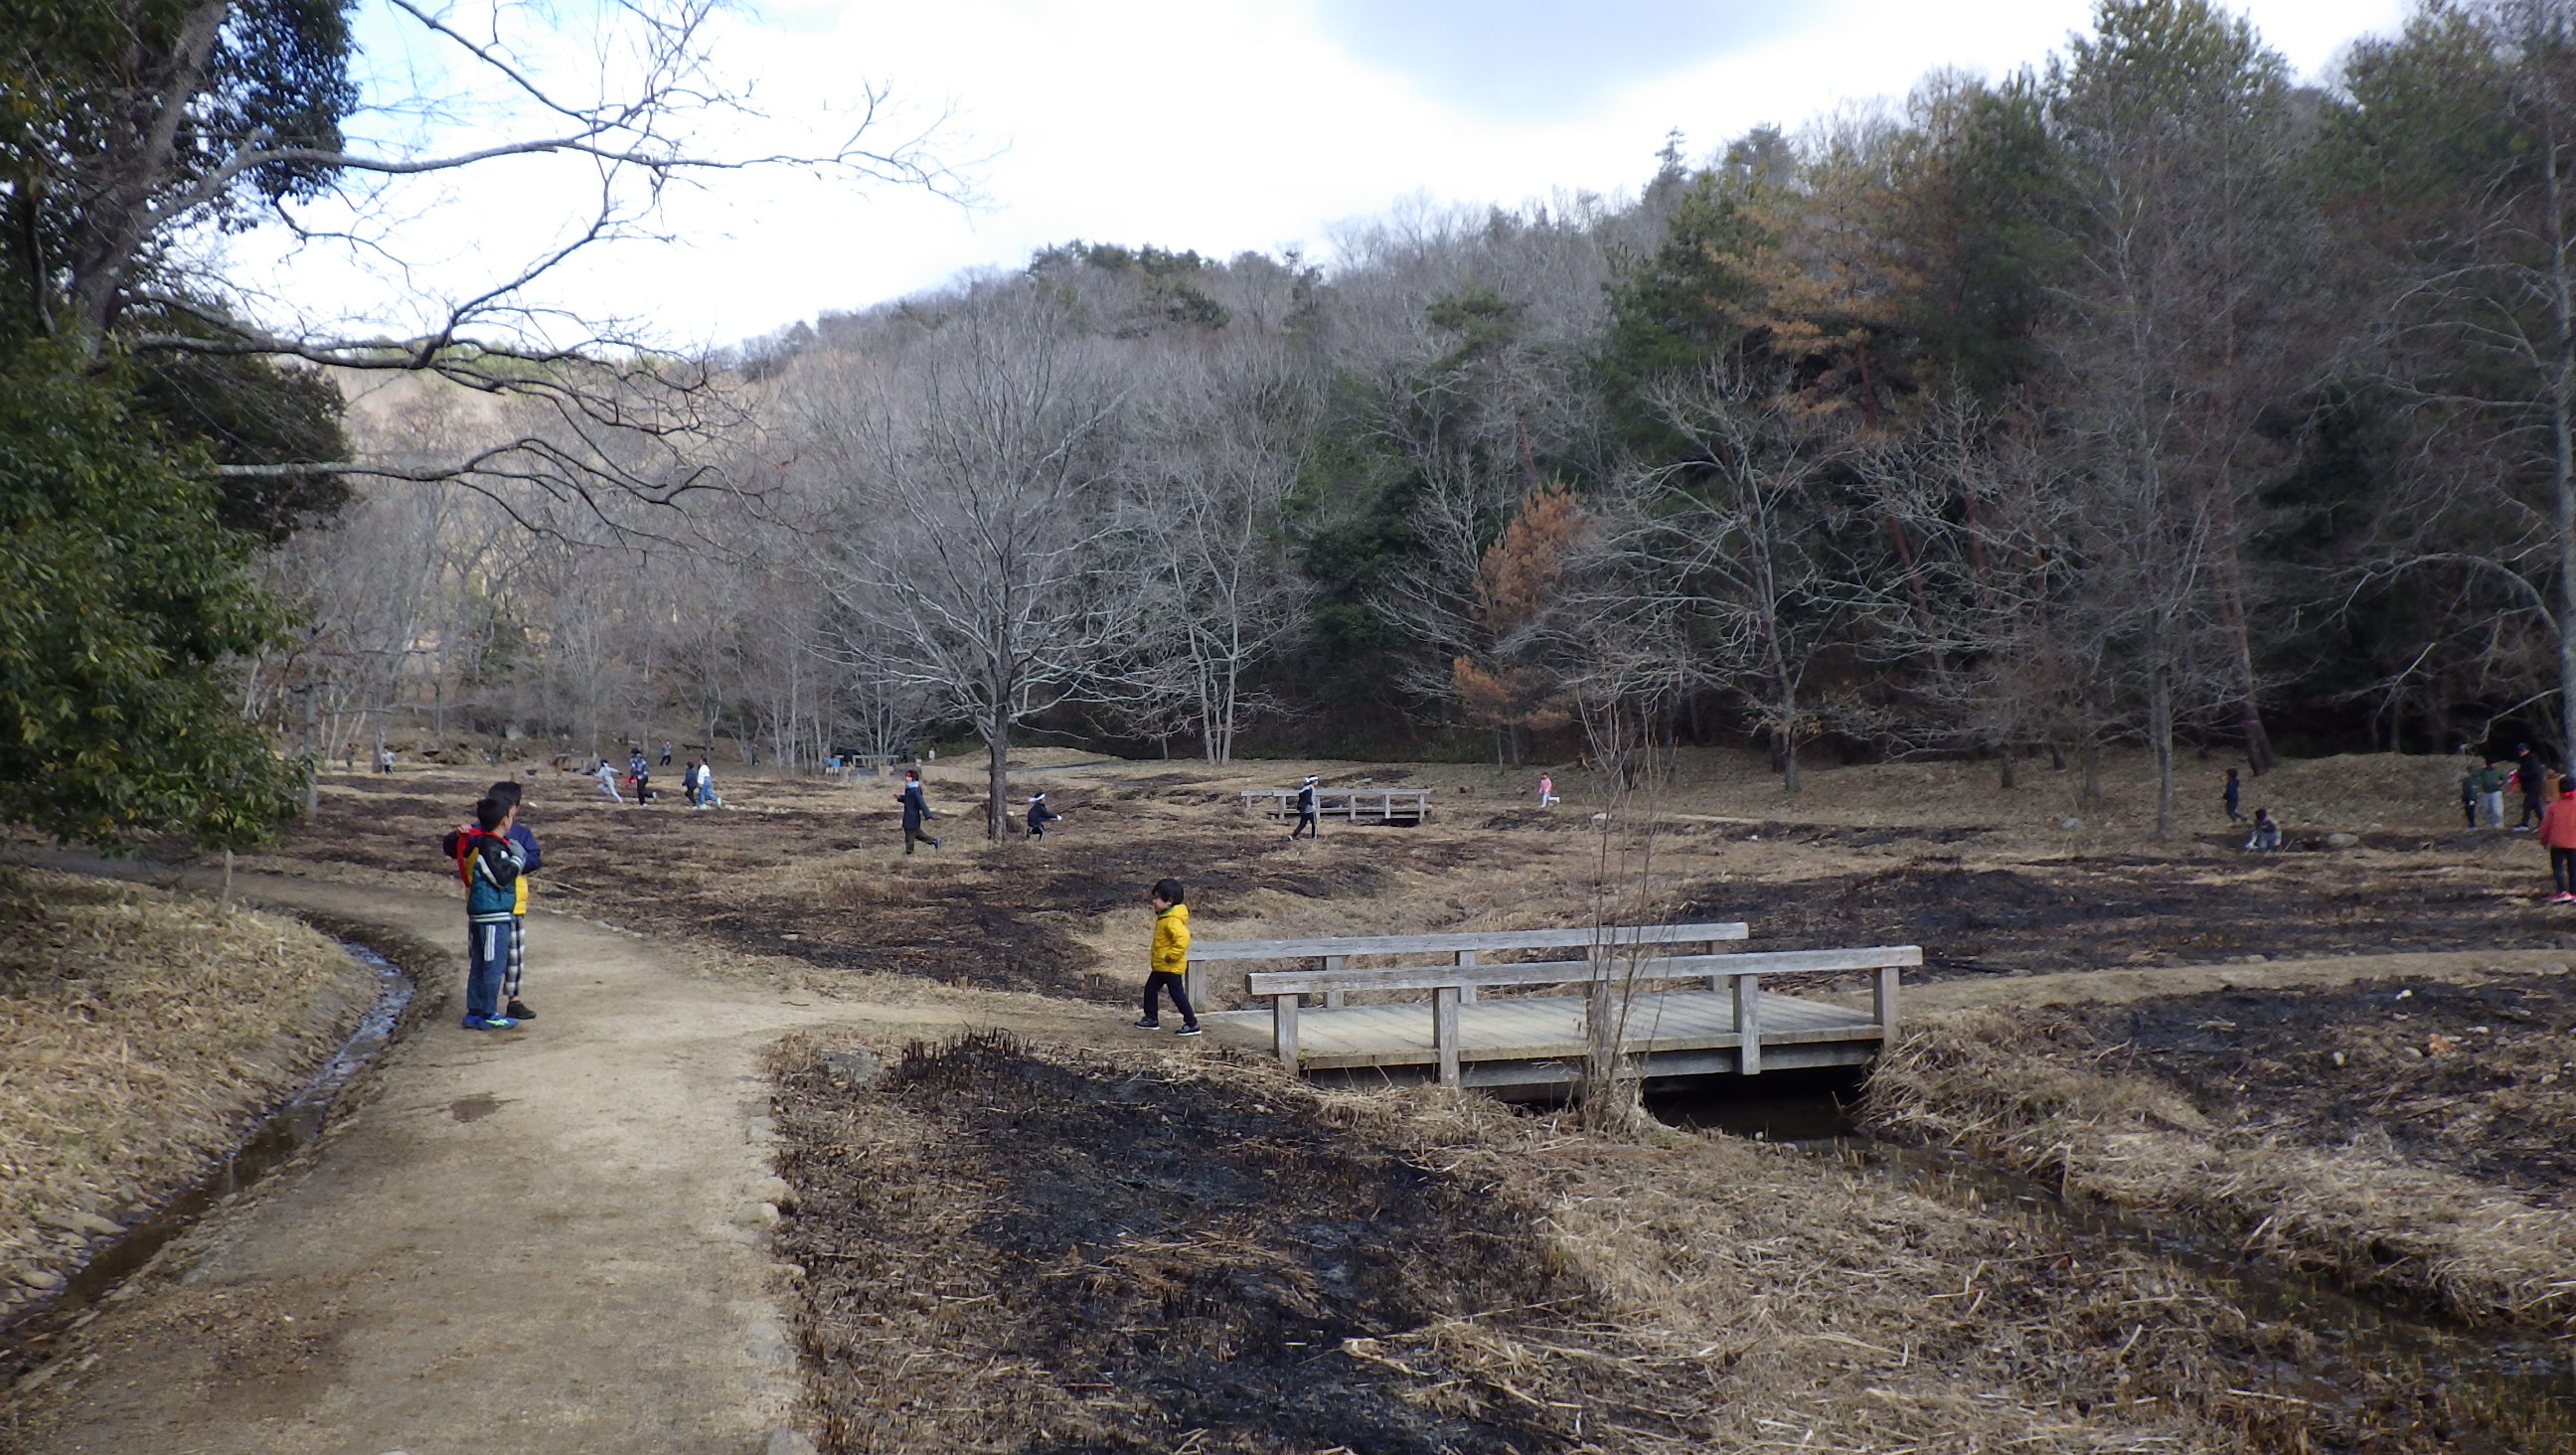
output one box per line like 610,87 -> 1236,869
1135,877 -> 1202,1036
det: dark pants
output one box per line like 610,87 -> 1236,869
1290,812 -> 1317,840
2553,849 -> 2576,896
2525,795 -> 2550,829
1142,971 -> 1196,1026
466,917 -> 509,1020
2465,797 -> 2479,828
904,822 -> 938,854
2225,797 -> 2242,823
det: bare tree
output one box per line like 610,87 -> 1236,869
792,285 -> 1134,837
1113,341 -> 1316,763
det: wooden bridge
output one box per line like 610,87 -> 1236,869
1239,787 -> 1433,825
1188,923 -> 1915,1092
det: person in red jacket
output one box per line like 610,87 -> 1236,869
2540,779 -> 2576,902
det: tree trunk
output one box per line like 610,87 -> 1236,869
2550,125 -> 2576,783
983,714 -> 1011,841
2150,669 -> 2175,840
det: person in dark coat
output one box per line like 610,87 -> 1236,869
898,768 -> 940,854
1289,775 -> 1320,841
2517,742 -> 2552,830
1027,792 -> 1062,839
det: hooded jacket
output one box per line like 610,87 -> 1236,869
1150,901 -> 1191,978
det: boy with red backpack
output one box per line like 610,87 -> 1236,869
440,796 -> 527,1030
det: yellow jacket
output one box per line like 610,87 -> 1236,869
1150,902 -> 1191,978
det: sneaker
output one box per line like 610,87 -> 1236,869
1174,1025 -> 1203,1037
462,1015 -> 518,1030
1132,1018 -> 1161,1030
505,1000 -> 536,1020
2555,893 -> 2576,904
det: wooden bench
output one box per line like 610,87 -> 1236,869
1227,940 -> 1918,1086
1184,921 -> 1749,1009
1239,788 -> 1434,825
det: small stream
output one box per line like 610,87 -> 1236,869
0,942 -> 412,1384
1651,1074 -> 2576,1453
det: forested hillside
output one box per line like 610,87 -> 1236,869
29,0 -> 2576,845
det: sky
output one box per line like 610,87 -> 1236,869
233,0 -> 2412,354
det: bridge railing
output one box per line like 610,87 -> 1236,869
1226,938 -> 1920,1083
1184,921 -> 1750,1009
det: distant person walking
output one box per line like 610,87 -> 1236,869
2461,759 -> 2481,829
660,740 -> 674,767
592,757 -> 623,803
440,796 -> 526,1030
2517,742 -> 2551,830
1538,773 -> 1558,807
377,747 -> 395,775
1026,792 -> 1061,839
1133,878 -> 1201,1036
2222,767 -> 2243,823
898,768 -> 940,854
2542,779 -> 2576,902
1289,775 -> 1320,841
2474,759 -> 2510,829
2243,808 -> 2284,854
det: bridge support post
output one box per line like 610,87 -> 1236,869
1734,973 -> 1763,1075
1322,955 -> 1346,1009
1454,949 -> 1477,1003
1872,966 -> 1900,1036
1272,994 -> 1300,1071
1433,985 -> 1461,1085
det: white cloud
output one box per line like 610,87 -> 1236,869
230,0 -> 2414,350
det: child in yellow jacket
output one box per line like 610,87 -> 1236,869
1135,878 -> 1201,1036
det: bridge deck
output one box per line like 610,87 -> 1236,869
1200,985 -> 1881,1088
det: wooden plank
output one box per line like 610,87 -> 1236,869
1190,922 -> 1753,962
1735,974 -> 1763,1075
1433,986 -> 1461,1086
1246,945 -> 1921,997
1322,955 -> 1346,1010
1272,994 -> 1299,1069
1456,949 -> 1478,1004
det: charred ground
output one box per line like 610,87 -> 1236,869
771,1034 -> 1580,1455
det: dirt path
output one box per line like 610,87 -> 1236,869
4,869 -> 1137,1455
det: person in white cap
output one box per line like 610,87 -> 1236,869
1290,775 -> 1320,840
1026,791 -> 1063,839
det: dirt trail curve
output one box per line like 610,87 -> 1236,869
7,867 -> 1120,1455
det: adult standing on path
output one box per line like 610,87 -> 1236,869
442,796 -> 526,1030
1290,775 -> 1320,841
489,780 -> 542,1021
899,768 -> 940,854
2517,742 -> 2551,830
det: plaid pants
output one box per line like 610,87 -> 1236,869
504,916 -> 527,1001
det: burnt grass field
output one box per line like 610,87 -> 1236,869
2081,973 -> 2576,1203
1676,832 -> 2576,977
275,771 -> 1494,1000
771,1034 -> 1581,1455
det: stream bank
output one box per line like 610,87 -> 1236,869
0,941 -> 416,1392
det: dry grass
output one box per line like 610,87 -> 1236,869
773,1035 -> 2527,1454
0,868 -> 370,1305
1862,1006 -> 2576,1332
